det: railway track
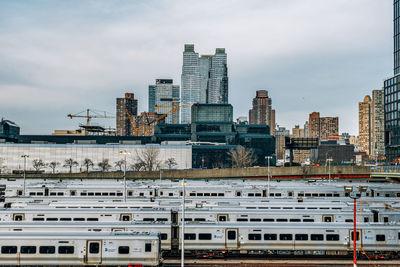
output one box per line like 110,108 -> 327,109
163,258 -> 400,266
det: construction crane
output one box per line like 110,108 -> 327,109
67,109 -> 115,134
154,100 -> 191,124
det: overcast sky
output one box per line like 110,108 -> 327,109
0,0 -> 393,135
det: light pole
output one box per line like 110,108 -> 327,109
119,151 -> 130,202
181,178 -> 186,267
344,185 -> 367,267
21,155 -> 29,196
265,156 -> 272,197
327,158 -> 333,184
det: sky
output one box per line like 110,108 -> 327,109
0,0 -> 393,135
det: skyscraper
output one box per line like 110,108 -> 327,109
372,89 -> 385,156
116,93 -> 138,136
308,112 -> 339,140
384,0 -> 400,161
148,79 -> 180,124
181,44 -> 228,123
248,90 -> 273,133
359,95 -> 372,155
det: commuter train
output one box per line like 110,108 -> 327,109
1,221 -> 400,259
0,231 -> 161,266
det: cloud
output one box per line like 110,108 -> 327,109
0,0 -> 393,135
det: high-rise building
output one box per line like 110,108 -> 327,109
148,79 -> 180,124
308,112 -> 339,140
270,109 -> 276,136
304,121 -> 309,137
249,90 -> 273,134
372,89 -> 385,156
384,0 -> 400,161
275,126 -> 290,160
181,44 -> 228,123
292,125 -> 305,138
116,93 -> 138,136
359,95 -> 373,155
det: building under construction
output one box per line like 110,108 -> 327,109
116,93 -> 138,136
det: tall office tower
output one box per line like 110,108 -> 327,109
116,93 -> 138,136
372,89 -> 385,156
384,1 -> 400,161
148,79 -> 180,124
181,44 -> 229,123
308,112 -> 339,140
208,48 -> 228,104
275,126 -> 290,160
270,109 -> 276,136
304,121 -> 309,137
359,95 -> 373,155
248,90 -> 273,133
181,44 -> 201,124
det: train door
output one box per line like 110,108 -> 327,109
86,240 -> 102,264
347,230 -> 362,250
225,229 -> 239,249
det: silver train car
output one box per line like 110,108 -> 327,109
1,221 -> 399,259
0,231 -> 161,266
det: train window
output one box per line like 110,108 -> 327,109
323,216 -> 333,223
184,218 -> 192,222
37,192 -> 43,196
58,246 -> 74,254
319,194 -> 326,197
149,191 -> 153,196
264,234 -> 277,240
248,234 -> 262,240
248,193 -> 254,197
160,233 -> 168,240
311,234 -> 324,241
350,231 -> 360,241
269,193 -> 274,197
73,218 -> 85,221
312,193 -> 318,197
94,192 -> 100,196
277,219 -> 288,222
227,231 -> 236,240
303,219 -> 314,222
46,218 -> 58,221
279,234 -> 292,241
250,218 -> 261,222
30,192 -> 35,196
237,218 -> 248,222
1,246 -> 17,254
190,193 -> 195,196
88,193 -> 94,196
295,234 -> 308,241
333,194 -> 340,197
197,193 -> 203,196
295,207 -> 305,210
211,193 -> 218,196
60,218 -> 71,221
326,193 -> 333,197
288,192 -> 293,197
398,232 -> 400,239
275,193 -> 281,197
70,191 -> 76,196
263,218 -> 274,222
376,235 -> 385,241
118,246 -> 130,254
89,243 -> 99,254
87,218 -> 98,221
39,246 -> 55,254
345,219 -> 353,223
236,191 -> 241,197
57,192 -> 64,196
199,233 -> 212,240
169,193 -> 174,197
144,218 -> 155,221
157,218 -> 168,222
117,193 -> 123,196
384,217 -> 389,223
289,219 -> 301,222
145,243 -> 152,252
121,214 -> 131,221
326,234 -> 340,241
194,218 -> 206,222
364,217 -> 369,223
50,192 -> 56,196
204,193 -> 210,196
33,218 -> 44,221
102,192 -> 108,196
80,192 -> 87,196
184,233 -> 196,240
298,193 -> 304,197
13,214 -> 24,221
110,192 -> 116,196
397,193 -> 400,197
21,246 -> 36,254
218,193 -> 224,196
217,215 -> 227,222
17,190 -> 23,196
345,193 -> 349,197
385,194 -> 390,197
305,193 -> 311,197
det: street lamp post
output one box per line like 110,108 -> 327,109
327,158 -> 333,184
181,178 -> 186,267
119,151 -> 130,202
265,156 -> 272,197
21,155 -> 29,196
344,186 -> 367,267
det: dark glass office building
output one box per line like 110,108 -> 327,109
384,0 -> 400,161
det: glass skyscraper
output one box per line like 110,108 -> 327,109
384,0 -> 400,161
148,79 -> 180,124
181,44 -> 228,123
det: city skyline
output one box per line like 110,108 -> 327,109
0,0 -> 392,135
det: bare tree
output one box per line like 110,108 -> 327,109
47,161 -> 60,174
82,158 -> 94,172
134,148 -> 161,171
165,158 -> 178,169
64,158 -> 78,173
229,146 -> 256,168
98,159 -> 112,172
32,159 -> 45,172
130,162 -> 146,171
115,159 -> 125,171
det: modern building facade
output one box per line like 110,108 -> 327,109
148,79 -> 180,124
116,93 -> 138,136
359,95 -> 373,156
384,0 -> 400,161
181,44 -> 228,123
372,89 -> 385,156
248,90 -> 273,134
0,119 -> 20,137
308,112 -> 339,140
